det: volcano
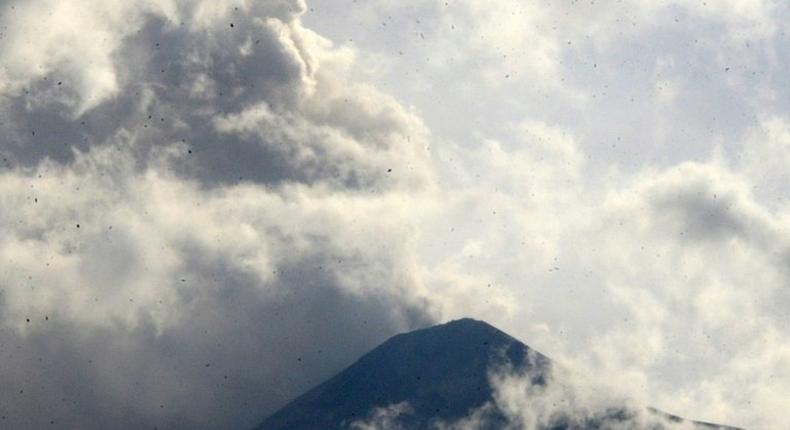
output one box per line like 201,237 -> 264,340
255,318 -> 742,430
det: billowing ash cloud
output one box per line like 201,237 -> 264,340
0,0 -> 436,428
0,0 -> 432,189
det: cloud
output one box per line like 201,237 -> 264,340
737,116 -> 790,203
349,403 -> 413,430
394,124 -> 790,428
0,138 -> 438,428
568,159 -> 790,428
300,1 -> 789,427
0,0 -> 440,428
348,354 -> 709,430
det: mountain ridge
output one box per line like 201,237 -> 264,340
255,318 -> 743,430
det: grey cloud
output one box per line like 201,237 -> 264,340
0,1 -> 437,429
0,273 -> 428,429
1,0 -> 431,190
647,169 -> 749,243
640,163 -> 790,286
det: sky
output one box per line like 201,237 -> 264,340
0,0 -> 788,429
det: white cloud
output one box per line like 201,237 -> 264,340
348,355 -> 708,430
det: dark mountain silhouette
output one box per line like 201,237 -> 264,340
254,318 -> 743,430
